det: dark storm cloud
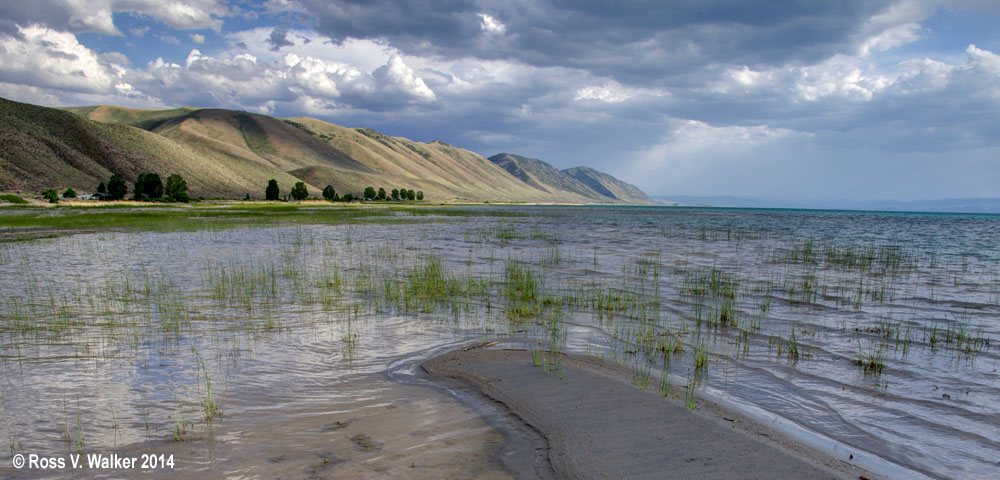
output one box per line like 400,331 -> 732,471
298,0 -> 482,49
298,0 -> 889,84
267,28 -> 294,51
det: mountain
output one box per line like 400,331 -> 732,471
0,96 -> 656,204
0,97 -> 309,197
488,153 -> 658,205
562,166 -> 657,205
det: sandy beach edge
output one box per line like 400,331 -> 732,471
423,344 -> 877,480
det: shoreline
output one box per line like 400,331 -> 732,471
423,344 -> 872,480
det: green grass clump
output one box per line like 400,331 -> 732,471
857,340 -> 886,374
504,262 -> 543,320
0,194 -> 28,204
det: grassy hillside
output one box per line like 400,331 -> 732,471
5,98 -> 657,204
2,97 -> 316,197
284,119 -> 587,202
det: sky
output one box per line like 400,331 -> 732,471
1,0 -> 999,204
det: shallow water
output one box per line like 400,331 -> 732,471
1,206 -> 998,478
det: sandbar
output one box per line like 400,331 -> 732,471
424,345 -> 870,479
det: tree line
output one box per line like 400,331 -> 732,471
264,180 -> 423,202
98,173 -> 189,202
40,172 -> 189,203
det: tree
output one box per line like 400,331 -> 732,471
398,187 -> 407,200
165,174 -> 189,202
291,181 -> 309,201
363,186 -> 376,200
407,189 -> 415,200
323,185 -> 336,201
133,173 -> 163,200
377,187 -> 386,200
63,188 -> 77,199
416,190 -> 423,200
96,181 -> 106,194
391,189 -> 399,200
108,174 -> 127,200
342,193 -> 354,202
265,179 -> 279,200
41,189 -> 59,203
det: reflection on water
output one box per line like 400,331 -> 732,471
1,207 -> 998,479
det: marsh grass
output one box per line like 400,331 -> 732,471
0,203 -> 416,240
857,340 -> 886,375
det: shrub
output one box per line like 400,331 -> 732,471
291,182 -> 309,201
63,188 -> 77,199
42,189 -> 59,203
265,179 -> 279,200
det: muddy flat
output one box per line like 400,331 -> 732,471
424,346 -> 867,480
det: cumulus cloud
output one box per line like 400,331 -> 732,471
0,25 -> 120,92
373,56 -> 435,102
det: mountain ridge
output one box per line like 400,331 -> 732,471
0,96 -> 654,204
489,153 -> 658,205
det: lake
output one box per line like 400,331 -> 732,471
1,205 -> 997,478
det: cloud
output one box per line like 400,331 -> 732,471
267,28 -> 294,51
478,13 -> 506,35
1,0 -> 228,35
0,1 -> 997,203
156,34 -> 180,45
0,25 -> 120,93
292,0 -> 910,85
373,56 -> 435,102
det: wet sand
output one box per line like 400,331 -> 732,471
424,345 -> 870,480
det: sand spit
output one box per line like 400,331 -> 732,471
424,346 -> 870,480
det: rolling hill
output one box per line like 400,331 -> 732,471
1,96 -> 655,204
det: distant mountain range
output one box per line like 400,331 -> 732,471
654,195 -> 1000,214
0,96 -> 654,204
